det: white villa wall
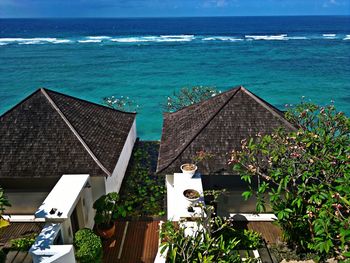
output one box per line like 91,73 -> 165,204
76,187 -> 94,229
90,176 -> 106,202
105,119 -> 136,194
61,219 -> 74,244
5,192 -> 48,214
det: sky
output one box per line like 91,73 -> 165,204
0,0 -> 349,18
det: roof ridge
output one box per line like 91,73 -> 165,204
240,87 -> 297,131
43,88 -> 137,116
40,88 -> 112,177
168,86 -> 240,115
157,86 -> 242,173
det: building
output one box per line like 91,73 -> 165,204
0,88 -> 136,261
157,86 -> 295,216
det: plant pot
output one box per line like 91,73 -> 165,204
96,223 -> 115,239
180,163 -> 197,177
183,189 -> 200,203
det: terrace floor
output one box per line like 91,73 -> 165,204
103,220 -> 160,263
0,222 -> 44,248
246,221 -> 282,244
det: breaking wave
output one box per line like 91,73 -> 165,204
0,38 -> 72,45
0,34 -> 349,46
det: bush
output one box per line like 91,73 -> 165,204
0,249 -> 6,263
10,234 -> 37,251
230,102 -> 350,259
74,228 -> 102,263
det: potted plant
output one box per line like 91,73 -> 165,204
183,189 -> 200,203
93,192 -> 125,239
180,163 -> 198,176
180,151 -> 213,178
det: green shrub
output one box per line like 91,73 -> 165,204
0,249 -> 6,263
10,234 -> 37,251
231,102 -> 350,259
74,228 -> 102,263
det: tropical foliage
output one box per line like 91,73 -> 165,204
119,143 -> 165,217
10,234 -> 37,251
160,191 -> 262,262
162,86 -> 221,112
93,192 -> 126,228
230,101 -> 350,260
74,228 -> 103,263
0,187 -> 10,229
102,95 -> 139,112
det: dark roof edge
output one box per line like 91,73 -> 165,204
0,89 -> 42,119
241,87 -> 297,131
156,86 -> 242,174
165,86 -> 241,116
41,88 -> 112,177
43,88 -> 137,116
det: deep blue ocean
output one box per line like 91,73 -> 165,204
0,16 -> 349,139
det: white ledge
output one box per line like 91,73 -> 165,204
229,213 -> 277,221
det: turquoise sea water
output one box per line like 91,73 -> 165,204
0,17 -> 349,139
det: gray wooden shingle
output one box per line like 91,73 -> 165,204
157,86 -> 295,175
0,88 -> 136,179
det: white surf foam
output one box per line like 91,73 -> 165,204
286,36 -> 308,40
111,37 -> 151,43
111,35 -> 195,43
245,34 -> 288,40
343,35 -> 350,40
202,36 -> 243,41
0,37 -> 71,44
160,35 -> 194,38
323,34 -> 337,39
78,39 -> 102,43
87,36 -> 111,40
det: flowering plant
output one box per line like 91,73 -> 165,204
230,101 -> 350,260
162,86 -> 221,112
192,150 -> 214,165
103,95 -> 139,112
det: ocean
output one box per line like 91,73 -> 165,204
0,16 -> 349,139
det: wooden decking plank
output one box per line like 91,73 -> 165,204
141,221 -> 159,262
5,251 -> 19,263
103,221 -> 126,263
247,222 -> 282,244
11,251 -> 28,263
22,253 -> 33,263
0,223 -> 44,248
103,221 -> 159,263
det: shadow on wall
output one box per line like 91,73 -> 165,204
202,175 -> 272,216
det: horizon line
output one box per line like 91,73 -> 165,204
1,14 -> 350,19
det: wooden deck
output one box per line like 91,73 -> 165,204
5,251 -> 32,263
103,221 -> 160,263
0,222 -> 44,248
247,222 -> 282,244
232,221 -> 283,244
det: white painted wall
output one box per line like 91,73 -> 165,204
30,223 -> 76,263
61,217 -> 74,244
77,186 -> 94,229
90,176 -> 106,202
105,119 -> 136,194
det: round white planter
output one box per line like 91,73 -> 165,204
183,189 -> 200,204
180,164 -> 197,178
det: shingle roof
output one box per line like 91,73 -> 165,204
0,88 -> 136,178
157,86 -> 296,175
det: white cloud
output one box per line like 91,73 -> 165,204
323,0 -> 340,7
